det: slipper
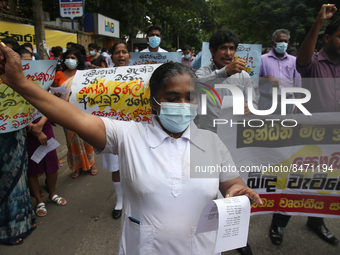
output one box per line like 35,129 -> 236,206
90,166 -> 98,176
71,169 -> 82,179
50,194 -> 67,206
36,202 -> 47,217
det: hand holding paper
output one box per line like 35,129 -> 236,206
227,184 -> 262,205
196,195 -> 251,253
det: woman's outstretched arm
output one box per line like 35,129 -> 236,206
0,42 -> 106,150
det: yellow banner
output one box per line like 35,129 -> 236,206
0,20 -> 77,50
0,60 -> 56,133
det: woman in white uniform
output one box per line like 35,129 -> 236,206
0,44 -> 262,255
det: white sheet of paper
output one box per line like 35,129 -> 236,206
31,138 -> 60,164
50,86 -> 69,95
196,195 -> 251,253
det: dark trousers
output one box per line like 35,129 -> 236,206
272,213 -> 324,228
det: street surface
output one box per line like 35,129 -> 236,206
2,124 -> 339,255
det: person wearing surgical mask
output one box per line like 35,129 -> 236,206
181,44 -> 196,71
141,25 -> 168,53
86,43 -> 106,69
0,47 -> 263,253
52,48 -> 99,178
258,28 -> 301,116
258,28 -> 302,246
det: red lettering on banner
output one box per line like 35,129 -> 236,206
61,3 -> 82,7
251,193 -> 340,217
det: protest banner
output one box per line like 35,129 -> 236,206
217,107 -> 340,218
69,64 -> 161,123
201,43 -> 261,97
130,52 -> 181,66
0,20 -> 77,52
0,60 -> 56,133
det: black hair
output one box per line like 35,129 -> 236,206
209,29 -> 240,51
88,43 -> 97,49
287,47 -> 298,55
146,25 -> 162,36
149,62 -> 196,114
182,45 -> 191,51
73,44 -> 87,56
61,48 -> 85,70
325,18 -> 340,36
1,37 -> 19,49
110,41 -> 130,54
51,46 -> 63,58
22,42 -> 33,51
67,42 -> 76,47
14,45 -> 32,57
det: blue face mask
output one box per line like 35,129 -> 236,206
148,36 -> 161,49
64,59 -> 78,70
184,54 -> 191,60
275,42 -> 288,54
89,50 -> 96,56
154,98 -> 198,133
135,49 -> 139,52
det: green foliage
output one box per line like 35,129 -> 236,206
4,0 -> 340,50
211,0 -> 340,47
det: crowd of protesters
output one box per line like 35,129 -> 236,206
0,4 -> 339,255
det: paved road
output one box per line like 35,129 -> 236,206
2,125 -> 339,255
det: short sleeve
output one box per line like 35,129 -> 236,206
94,117 -> 133,155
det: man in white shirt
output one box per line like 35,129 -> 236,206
141,25 -> 168,53
196,29 -> 257,133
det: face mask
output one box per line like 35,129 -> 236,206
275,42 -> 288,54
154,98 -> 198,133
64,59 -> 78,70
135,49 -> 139,52
98,51 -> 101,54
184,54 -> 191,60
89,50 -> 96,56
148,36 -> 161,49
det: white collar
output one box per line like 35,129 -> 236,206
146,116 -> 205,151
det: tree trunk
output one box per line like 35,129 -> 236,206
9,0 -> 17,16
32,0 -> 48,60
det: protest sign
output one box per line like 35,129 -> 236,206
130,52 -> 181,65
201,43 -> 261,97
0,60 -> 56,133
217,107 -> 340,218
0,20 -> 77,52
69,64 -> 161,123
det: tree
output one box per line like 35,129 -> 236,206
211,0 -> 340,47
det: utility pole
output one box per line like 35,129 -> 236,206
32,0 -> 48,60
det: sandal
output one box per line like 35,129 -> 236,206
90,166 -> 98,176
5,238 -> 23,245
71,169 -> 82,179
50,194 -> 67,206
36,203 -> 47,217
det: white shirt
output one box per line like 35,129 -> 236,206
141,47 -> 168,52
196,62 -> 258,132
97,116 -> 239,255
